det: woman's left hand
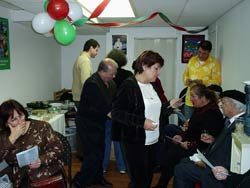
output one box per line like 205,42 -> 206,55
29,158 -> 41,169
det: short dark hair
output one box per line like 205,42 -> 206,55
83,39 -> 100,51
106,49 -> 127,68
132,50 -> 164,74
198,40 -> 212,52
0,99 -> 28,132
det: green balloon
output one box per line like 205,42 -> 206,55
44,0 -> 49,11
54,20 -> 76,45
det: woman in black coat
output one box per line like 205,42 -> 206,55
111,50 -> 181,188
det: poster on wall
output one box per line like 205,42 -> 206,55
112,35 -> 127,54
181,35 -> 205,63
0,17 -> 10,70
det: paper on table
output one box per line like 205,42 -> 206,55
196,149 -> 230,176
16,146 -> 39,168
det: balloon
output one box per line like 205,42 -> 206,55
43,0 -> 49,11
54,20 -> 76,45
47,0 -> 69,20
32,12 -> 56,34
68,2 -> 83,22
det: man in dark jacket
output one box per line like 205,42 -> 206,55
73,58 -> 118,188
174,90 -> 246,188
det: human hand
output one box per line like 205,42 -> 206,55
172,135 -> 183,144
200,130 -> 215,144
170,98 -> 183,109
180,141 -> 190,150
29,158 -> 41,169
186,79 -> 193,86
186,79 -> 202,86
8,121 -> 27,143
212,166 -> 228,180
195,161 -> 206,168
144,119 -> 157,131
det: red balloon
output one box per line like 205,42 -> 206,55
47,0 -> 69,20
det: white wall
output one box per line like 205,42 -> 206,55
2,0 -> 249,106
211,0 -> 250,92
106,27 -> 208,97
61,35 -> 106,89
61,27 -> 208,97
0,6 -> 61,105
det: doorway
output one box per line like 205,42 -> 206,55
134,38 -> 177,123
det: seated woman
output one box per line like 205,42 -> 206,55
0,99 -> 66,188
153,83 -> 225,188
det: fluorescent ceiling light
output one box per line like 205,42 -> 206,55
78,0 -> 135,18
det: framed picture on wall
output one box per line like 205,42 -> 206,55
0,17 -> 10,70
112,35 -> 127,54
181,34 -> 205,63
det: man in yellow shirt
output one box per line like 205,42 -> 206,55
72,39 -> 100,108
183,40 -> 221,119
72,39 -> 100,160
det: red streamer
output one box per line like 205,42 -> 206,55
75,0 -> 208,34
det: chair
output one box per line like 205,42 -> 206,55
53,88 -> 72,101
54,131 -> 72,188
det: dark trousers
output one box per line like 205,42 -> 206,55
121,141 -> 156,188
174,158 -> 225,188
74,117 -> 105,185
157,142 -> 195,187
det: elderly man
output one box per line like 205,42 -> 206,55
73,58 -> 118,188
174,90 -> 246,188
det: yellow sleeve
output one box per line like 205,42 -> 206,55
208,59 -> 221,85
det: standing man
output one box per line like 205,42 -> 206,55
73,58 -> 118,188
183,40 -> 221,119
72,38 -> 100,108
174,90 -> 246,188
72,39 -> 100,159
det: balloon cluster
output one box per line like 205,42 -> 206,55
32,0 -> 83,45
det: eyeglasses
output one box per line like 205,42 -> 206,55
8,114 -> 25,126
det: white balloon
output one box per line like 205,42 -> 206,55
68,2 -> 83,22
32,12 -> 56,34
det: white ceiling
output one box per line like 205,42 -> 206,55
0,0 -> 244,35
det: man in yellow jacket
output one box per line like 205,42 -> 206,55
183,40 -> 221,119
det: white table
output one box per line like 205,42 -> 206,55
29,114 -> 66,136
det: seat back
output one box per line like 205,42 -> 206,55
54,131 -> 72,188
53,89 -> 72,101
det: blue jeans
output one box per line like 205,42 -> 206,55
103,120 -> 126,171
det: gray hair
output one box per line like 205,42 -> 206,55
226,97 -> 246,113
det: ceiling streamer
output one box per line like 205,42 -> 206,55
33,0 -> 208,45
